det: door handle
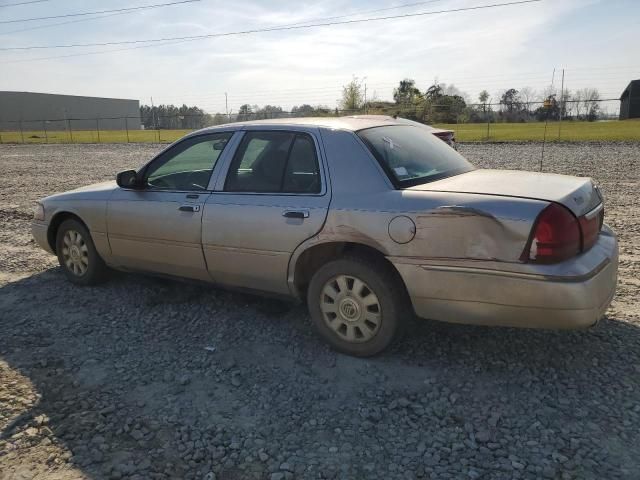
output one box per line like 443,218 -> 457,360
179,204 -> 201,212
282,209 -> 309,219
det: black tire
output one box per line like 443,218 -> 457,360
55,218 -> 109,286
307,255 -> 408,357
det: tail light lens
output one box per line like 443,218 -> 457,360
525,203 -> 604,264
524,203 -> 580,264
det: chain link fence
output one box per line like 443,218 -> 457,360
0,99 -> 633,145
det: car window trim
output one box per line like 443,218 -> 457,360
220,129 -> 325,196
137,131 -> 236,193
278,134 -> 298,192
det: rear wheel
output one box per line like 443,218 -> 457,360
307,255 -> 407,356
55,219 -> 108,286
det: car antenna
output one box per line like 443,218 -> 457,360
540,67 -> 556,172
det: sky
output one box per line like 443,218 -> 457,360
1,0 -> 639,115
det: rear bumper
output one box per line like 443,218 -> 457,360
392,227 -> 618,329
32,221 -> 54,254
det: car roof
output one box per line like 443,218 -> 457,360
191,115 -> 447,134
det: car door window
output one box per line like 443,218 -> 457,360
145,132 -> 233,191
225,131 -> 320,194
282,134 -> 321,193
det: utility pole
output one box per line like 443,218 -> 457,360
63,108 -> 73,143
225,92 -> 229,121
362,76 -> 368,114
364,82 -> 367,114
151,96 -> 160,142
558,69 -> 565,140
150,96 -> 156,129
541,67 -> 556,172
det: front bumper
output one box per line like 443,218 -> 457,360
32,221 -> 54,254
392,227 -> 618,329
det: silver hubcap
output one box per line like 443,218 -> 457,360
320,274 -> 381,343
61,229 -> 89,276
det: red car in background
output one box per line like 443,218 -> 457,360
352,115 -> 457,149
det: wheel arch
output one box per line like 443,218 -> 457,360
289,240 -> 411,304
47,211 -> 89,254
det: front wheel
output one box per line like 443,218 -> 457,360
307,256 -> 407,356
55,219 -> 109,286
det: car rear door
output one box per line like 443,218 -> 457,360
202,127 -> 330,295
107,131 -> 237,280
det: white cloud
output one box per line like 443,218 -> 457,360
0,0 -> 637,112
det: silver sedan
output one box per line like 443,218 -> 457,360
32,116 -> 618,356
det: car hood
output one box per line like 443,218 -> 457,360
407,169 -> 601,216
44,180 -> 118,202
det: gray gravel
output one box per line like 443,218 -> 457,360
1,142 -> 639,480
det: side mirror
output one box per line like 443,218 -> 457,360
116,170 -> 141,189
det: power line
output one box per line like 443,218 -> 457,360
0,0 -> 199,24
0,0 -> 443,37
281,0 -> 446,28
0,0 -> 543,50
157,68 -> 640,100
156,82 -> 630,106
0,11 -> 140,36
0,1 -> 448,38
0,97 -> 622,124
157,71 -> 629,96
1,36 -> 204,64
0,0 -> 48,7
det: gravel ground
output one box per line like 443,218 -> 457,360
1,142 -> 639,480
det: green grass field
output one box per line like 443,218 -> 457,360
1,120 -> 638,144
434,119 -> 640,142
0,129 -> 192,144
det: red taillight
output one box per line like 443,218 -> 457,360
525,203 -> 581,264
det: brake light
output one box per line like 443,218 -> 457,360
525,203 -> 580,264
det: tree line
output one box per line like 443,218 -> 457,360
340,77 -> 605,123
141,78 -> 608,129
476,86 -> 602,122
139,104 -> 213,129
139,103 -> 337,129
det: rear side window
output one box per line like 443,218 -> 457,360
283,135 -> 321,193
225,131 -> 321,194
357,125 -> 473,188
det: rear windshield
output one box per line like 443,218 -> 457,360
357,125 -> 474,188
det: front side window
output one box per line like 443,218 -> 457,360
225,131 -> 321,194
357,125 -> 474,188
145,132 -> 233,191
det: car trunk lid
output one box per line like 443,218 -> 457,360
407,169 -> 602,217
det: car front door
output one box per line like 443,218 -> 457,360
202,128 -> 331,295
107,131 -> 237,280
